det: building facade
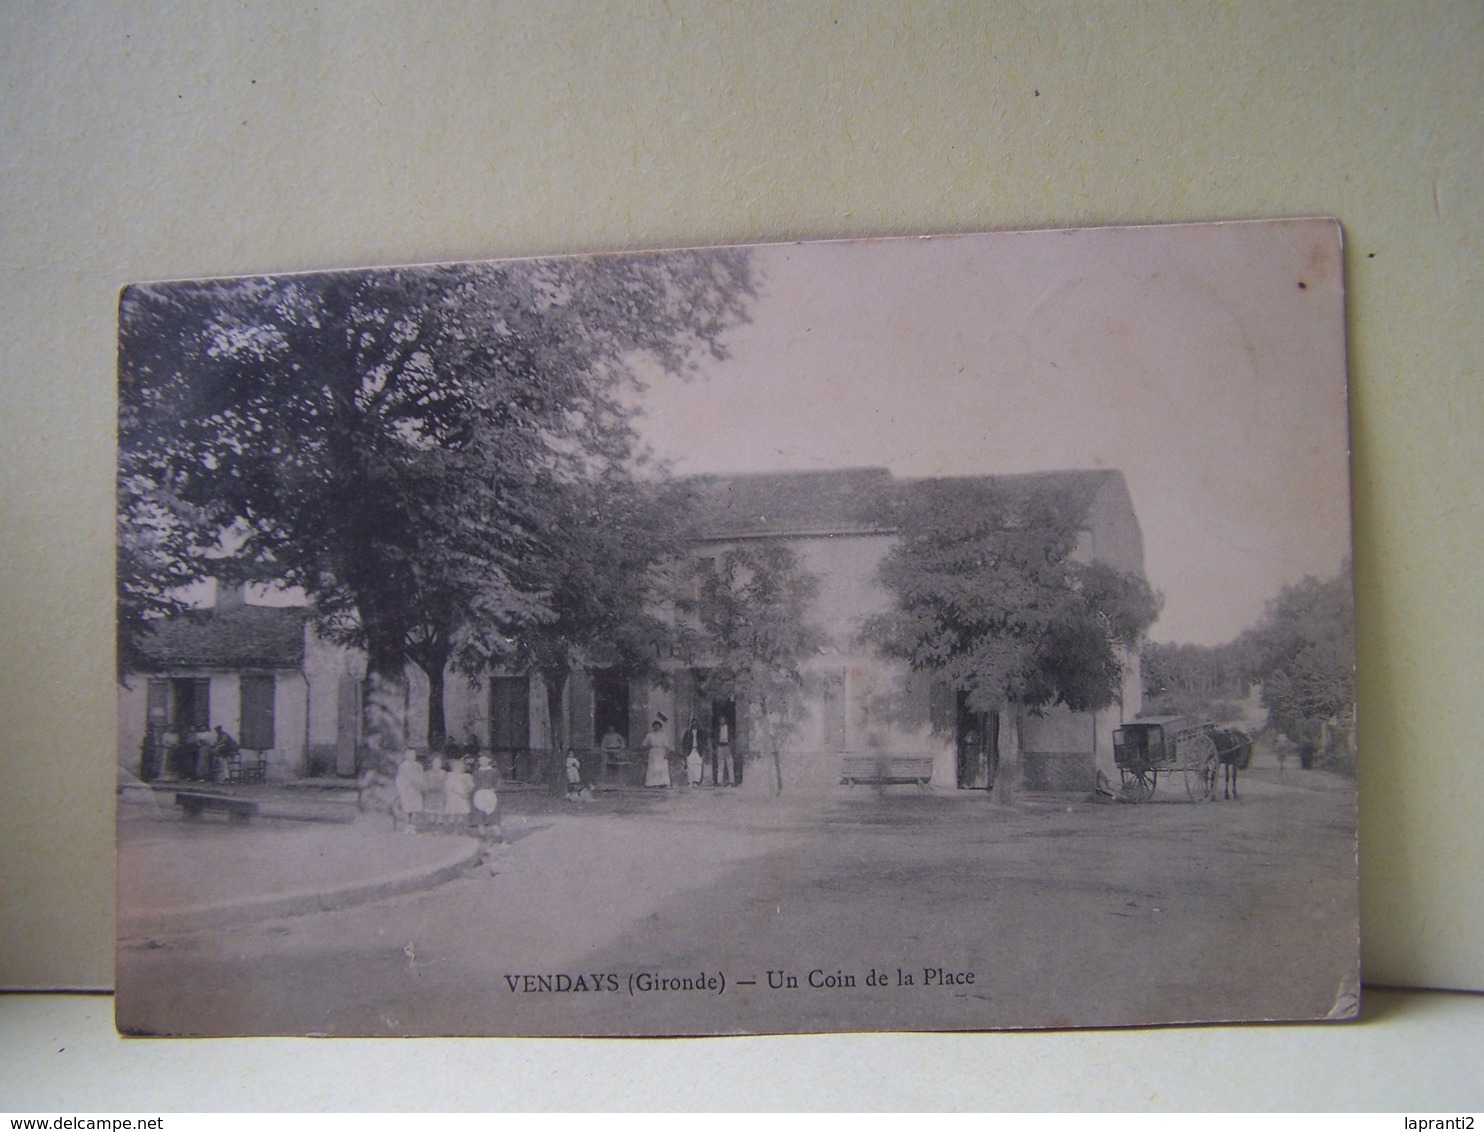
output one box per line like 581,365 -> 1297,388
646,467 -> 1147,794
119,467 -> 1146,794
117,587 -> 365,782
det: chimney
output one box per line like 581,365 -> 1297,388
215,581 -> 248,612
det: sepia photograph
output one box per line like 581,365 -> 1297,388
114,219 -> 1357,1037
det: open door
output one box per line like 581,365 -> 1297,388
489,676 -> 531,779
955,691 -> 1000,790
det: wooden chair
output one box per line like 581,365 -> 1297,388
227,749 -> 268,785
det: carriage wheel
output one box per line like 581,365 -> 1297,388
1180,732 -> 1219,802
1120,767 -> 1154,803
1197,757 -> 1219,801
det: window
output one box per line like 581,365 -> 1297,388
146,679 -> 170,727
688,555 -> 719,624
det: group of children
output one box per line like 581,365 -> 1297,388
388,746 -> 599,834
393,748 -> 502,836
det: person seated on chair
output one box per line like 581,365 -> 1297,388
210,725 -> 240,783
600,725 -> 627,763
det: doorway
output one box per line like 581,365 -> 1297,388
489,676 -> 531,779
591,668 -> 631,748
710,696 -> 740,785
145,676 -> 211,780
955,691 -> 999,790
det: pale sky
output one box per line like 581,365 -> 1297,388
633,220 -> 1352,645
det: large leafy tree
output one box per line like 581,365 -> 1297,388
118,251 -> 756,751
510,470 -> 695,784
865,478 -> 1161,720
1238,565 -> 1355,754
680,542 -> 826,796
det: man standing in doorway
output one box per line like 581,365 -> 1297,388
716,716 -> 735,787
681,715 -> 709,785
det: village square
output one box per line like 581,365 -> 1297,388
116,735 -> 1358,1036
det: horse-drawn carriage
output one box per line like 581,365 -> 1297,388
1112,716 -> 1253,803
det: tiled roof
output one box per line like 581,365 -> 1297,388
679,467 -> 896,538
682,467 -> 1120,538
136,605 -> 310,669
894,468 -> 1119,519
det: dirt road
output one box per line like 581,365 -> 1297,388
116,765 -> 1358,1036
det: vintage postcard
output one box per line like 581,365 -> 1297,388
115,220 -> 1358,1036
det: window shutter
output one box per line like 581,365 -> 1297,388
147,680 -> 170,725
240,674 -> 276,750
190,678 -> 212,731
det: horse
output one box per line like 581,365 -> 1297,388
1210,727 -> 1254,800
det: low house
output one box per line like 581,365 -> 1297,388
117,586 -> 365,782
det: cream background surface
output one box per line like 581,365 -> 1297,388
1,0 -> 1479,1048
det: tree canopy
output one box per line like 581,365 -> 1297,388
510,470 -> 697,776
865,478 -> 1160,716
118,251 -> 757,747
1238,564 -> 1355,734
679,542 -> 827,794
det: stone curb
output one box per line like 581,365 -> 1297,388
118,837 -> 484,940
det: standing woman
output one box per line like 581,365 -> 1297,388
643,719 -> 671,788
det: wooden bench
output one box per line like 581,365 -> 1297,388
175,791 -> 259,823
840,755 -> 935,789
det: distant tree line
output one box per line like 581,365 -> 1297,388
1141,640 -> 1257,716
1143,564 -> 1355,768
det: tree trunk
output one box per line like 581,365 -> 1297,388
540,666 -> 571,797
408,639 -> 453,752
994,700 -> 1021,805
362,665 -> 410,774
425,662 -> 447,752
359,613 -> 411,771
758,704 -> 783,796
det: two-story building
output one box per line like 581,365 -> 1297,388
641,466 -> 1146,794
